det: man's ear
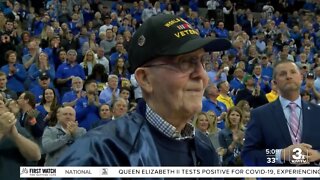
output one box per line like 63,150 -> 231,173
134,68 -> 153,94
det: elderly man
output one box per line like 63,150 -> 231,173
42,106 -> 86,166
99,74 -> 120,104
61,77 -> 85,107
56,14 -> 231,168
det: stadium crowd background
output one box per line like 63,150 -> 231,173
0,0 -> 320,173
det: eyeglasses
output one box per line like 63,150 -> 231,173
143,55 -> 208,74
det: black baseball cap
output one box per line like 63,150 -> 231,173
39,72 -> 49,80
307,72 -> 314,79
128,14 -> 232,73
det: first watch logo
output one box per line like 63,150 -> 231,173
290,147 -> 309,164
20,168 -> 28,175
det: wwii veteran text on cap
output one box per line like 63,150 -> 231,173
128,14 -> 232,73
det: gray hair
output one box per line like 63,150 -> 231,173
204,84 -> 217,99
71,76 -> 83,83
67,49 -> 77,56
108,74 -> 119,81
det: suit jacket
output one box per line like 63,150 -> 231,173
241,99 -> 320,179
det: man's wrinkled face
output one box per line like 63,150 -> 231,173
141,48 -> 209,118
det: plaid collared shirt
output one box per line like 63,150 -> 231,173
145,104 -> 195,140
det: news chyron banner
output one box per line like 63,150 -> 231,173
20,167 -> 320,178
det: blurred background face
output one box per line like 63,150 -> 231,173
39,77 -> 50,88
245,77 -> 255,87
72,79 -> 83,91
44,89 -> 54,103
253,66 -> 262,76
86,51 -> 94,61
108,77 -> 118,89
196,114 -> 209,132
112,99 -> 128,118
0,75 -> 7,88
39,53 -> 48,63
67,51 -> 77,63
86,82 -> 98,94
59,51 -> 67,60
117,58 -> 125,68
8,100 -> 19,114
119,89 -> 130,100
17,93 -> 26,108
7,53 -> 17,63
59,107 -> 76,126
99,104 -> 111,119
228,110 -> 241,128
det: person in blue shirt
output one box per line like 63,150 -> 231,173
260,55 -> 273,80
42,35 -> 61,68
214,22 -> 229,38
90,104 -> 112,129
229,68 -> 245,93
28,52 -> 55,88
75,80 -> 101,130
0,50 -> 27,94
30,72 -> 60,104
252,64 -> 271,93
109,42 -> 128,70
199,20 -> 213,37
36,88 -> 59,122
99,74 -> 120,105
202,84 -> 228,129
118,17 -> 134,34
55,49 -> 85,95
61,76 -> 85,107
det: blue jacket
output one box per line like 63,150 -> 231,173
28,64 -> 55,88
0,64 -> 27,93
56,102 -> 220,171
75,97 -> 100,130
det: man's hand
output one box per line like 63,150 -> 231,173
233,131 -> 244,144
9,65 -> 16,74
281,143 -> 312,163
0,112 -> 17,135
67,121 -> 78,136
216,147 -> 227,156
219,112 -> 227,121
87,94 -> 95,104
307,149 -> 320,162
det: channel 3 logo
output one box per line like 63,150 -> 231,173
290,147 -> 309,164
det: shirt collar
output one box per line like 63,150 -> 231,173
0,87 -> 7,91
279,95 -> 302,109
145,104 -> 195,140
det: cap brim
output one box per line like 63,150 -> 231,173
165,38 -> 231,56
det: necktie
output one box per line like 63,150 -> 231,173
288,102 -> 301,144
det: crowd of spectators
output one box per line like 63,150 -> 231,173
1,0 -> 320,174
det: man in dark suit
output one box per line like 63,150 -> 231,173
242,60 -> 320,170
